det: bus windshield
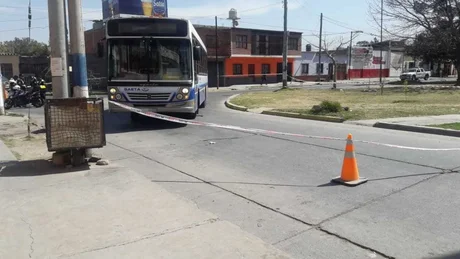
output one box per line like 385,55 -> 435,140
108,38 -> 192,81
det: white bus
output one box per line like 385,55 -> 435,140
99,17 -> 208,120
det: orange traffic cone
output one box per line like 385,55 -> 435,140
332,134 -> 368,186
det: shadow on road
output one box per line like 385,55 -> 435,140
429,251 -> 460,259
104,111 -> 187,134
0,159 -> 89,177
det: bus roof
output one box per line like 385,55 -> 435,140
106,17 -> 207,52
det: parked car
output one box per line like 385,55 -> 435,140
400,68 -> 431,81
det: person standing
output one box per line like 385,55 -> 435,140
261,68 -> 267,85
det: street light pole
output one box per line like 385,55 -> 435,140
282,0 -> 288,88
379,0 -> 383,87
348,30 -> 363,80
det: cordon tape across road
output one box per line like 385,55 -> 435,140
108,100 -> 460,152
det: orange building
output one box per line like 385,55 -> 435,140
195,25 -> 302,87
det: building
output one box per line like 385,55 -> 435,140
293,40 -> 406,81
352,40 -> 405,78
0,53 -> 20,79
195,25 -> 302,86
293,48 -> 348,81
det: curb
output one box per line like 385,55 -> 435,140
261,110 -> 345,123
224,94 -> 248,112
0,137 -> 18,163
5,112 -> 26,117
374,122 -> 460,138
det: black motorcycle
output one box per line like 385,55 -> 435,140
4,78 -> 45,110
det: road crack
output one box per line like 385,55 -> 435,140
59,218 -> 219,258
108,141 -> 449,259
21,218 -> 35,258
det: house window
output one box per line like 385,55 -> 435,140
262,64 -> 271,74
288,38 -> 298,50
301,64 -> 309,74
236,35 -> 248,49
316,63 -> 324,74
206,35 -> 216,47
233,64 -> 243,75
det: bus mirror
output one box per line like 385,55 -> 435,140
97,42 -> 104,58
193,46 -> 201,61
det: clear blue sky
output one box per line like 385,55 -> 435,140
0,0 -> 382,49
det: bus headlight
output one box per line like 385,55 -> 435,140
181,88 -> 189,94
115,94 -> 122,100
109,88 -> 117,94
176,94 -> 184,100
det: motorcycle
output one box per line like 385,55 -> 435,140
4,77 -> 45,110
30,76 -> 47,102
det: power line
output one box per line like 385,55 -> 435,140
0,9 -> 103,23
322,16 -> 379,37
0,26 -> 48,33
238,21 -> 349,36
185,3 -> 280,20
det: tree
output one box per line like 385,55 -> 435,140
0,37 -> 49,56
323,37 -> 347,89
369,0 -> 460,84
356,40 -> 371,46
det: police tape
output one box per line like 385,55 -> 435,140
108,100 -> 460,152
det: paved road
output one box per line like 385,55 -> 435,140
10,91 -> 460,259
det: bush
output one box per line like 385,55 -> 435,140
320,100 -> 342,113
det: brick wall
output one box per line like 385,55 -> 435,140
232,29 -> 252,55
195,26 -> 231,58
84,28 -> 105,54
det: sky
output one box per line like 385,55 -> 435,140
0,0 -> 384,50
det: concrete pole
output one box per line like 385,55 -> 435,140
68,0 -> 89,98
47,0 -> 69,98
215,16 -> 219,90
282,0 -> 288,88
0,70 -> 4,115
318,13 -> 323,81
348,31 -> 353,80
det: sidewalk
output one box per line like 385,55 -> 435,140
209,77 -> 401,92
0,115 -> 290,259
346,114 -> 460,137
346,114 -> 460,127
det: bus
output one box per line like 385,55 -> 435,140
98,17 -> 208,120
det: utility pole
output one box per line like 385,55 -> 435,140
68,0 -> 91,160
0,69 -> 4,115
28,0 -> 31,41
348,30 -> 362,80
63,0 -> 71,95
388,39 -> 392,74
282,0 -> 288,88
215,16 -> 219,90
47,0 -> 69,98
318,13 -> 323,81
379,0 -> 383,87
68,0 -> 89,98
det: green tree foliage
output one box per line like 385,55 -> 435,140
0,37 -> 49,56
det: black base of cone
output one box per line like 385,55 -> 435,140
331,176 -> 368,187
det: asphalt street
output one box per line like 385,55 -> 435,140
9,89 -> 460,259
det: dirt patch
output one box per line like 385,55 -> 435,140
0,116 -> 49,161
